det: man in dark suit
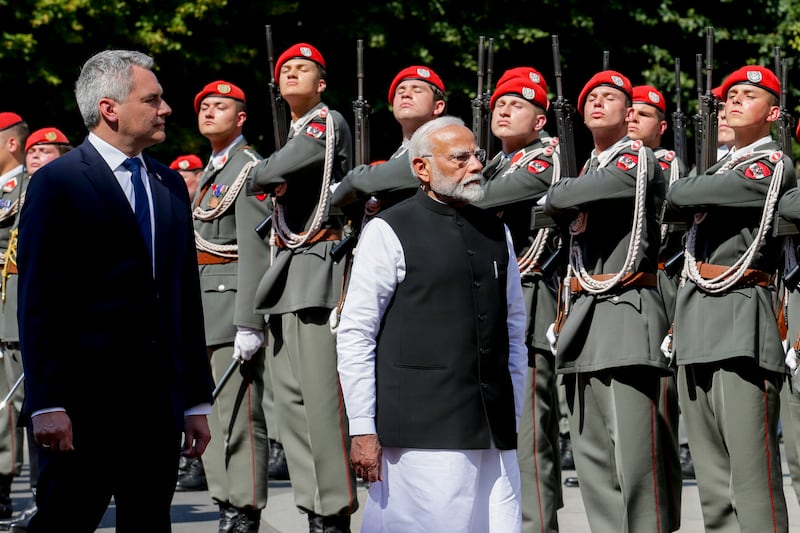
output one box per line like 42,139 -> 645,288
17,49 -> 213,533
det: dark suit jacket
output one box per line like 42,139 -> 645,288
17,138 -> 213,432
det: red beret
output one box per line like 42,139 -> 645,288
274,43 -> 326,81
169,154 -> 204,172
490,76 -> 550,111
25,127 -> 70,153
719,65 -> 780,100
631,85 -> 666,114
0,112 -> 23,132
387,66 -> 446,103
711,85 -> 724,100
795,119 -> 800,144
496,67 -> 548,94
577,70 -> 632,113
193,81 -> 246,113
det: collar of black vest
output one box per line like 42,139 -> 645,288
415,187 -> 462,216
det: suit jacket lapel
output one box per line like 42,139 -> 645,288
145,160 -> 171,282
79,142 -> 145,248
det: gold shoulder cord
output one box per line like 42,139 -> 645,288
2,228 -> 18,304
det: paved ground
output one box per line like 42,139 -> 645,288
5,453 -> 800,532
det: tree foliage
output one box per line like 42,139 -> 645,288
2,0 -> 799,161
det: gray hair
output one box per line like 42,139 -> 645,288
75,50 -> 154,129
407,115 -> 466,171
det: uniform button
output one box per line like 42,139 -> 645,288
457,220 -> 464,226
480,382 -> 488,389
480,348 -> 490,355
478,314 -> 486,321
467,249 -> 475,256
473,281 -> 481,288
218,284 -> 226,291
612,296 -> 619,302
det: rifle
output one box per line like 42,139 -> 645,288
672,58 -> 688,164
602,50 -> 610,70
330,41 -> 372,263
695,27 -> 718,174
266,25 -> 288,150
353,39 -> 371,166
551,35 -> 577,178
471,36 -> 494,154
774,47 -> 795,155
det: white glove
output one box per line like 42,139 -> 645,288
233,326 -> 264,361
546,322 -> 558,356
660,333 -> 673,361
786,347 -> 799,375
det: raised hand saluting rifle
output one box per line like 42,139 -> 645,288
471,35 -> 494,155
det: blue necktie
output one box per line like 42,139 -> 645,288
122,157 -> 152,258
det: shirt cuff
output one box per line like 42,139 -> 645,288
185,403 -> 212,416
31,407 -> 66,418
349,417 -> 376,436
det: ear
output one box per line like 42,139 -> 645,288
765,105 -> 781,124
412,157 -> 432,187
5,136 -> 19,155
317,78 -> 327,94
624,107 -> 635,122
236,111 -> 247,128
432,99 -> 446,117
98,97 -> 118,124
658,120 -> 668,136
534,112 -> 548,132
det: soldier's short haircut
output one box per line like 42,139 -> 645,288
75,50 -> 155,129
0,122 -> 30,148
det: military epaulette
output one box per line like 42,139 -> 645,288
241,147 -> 260,162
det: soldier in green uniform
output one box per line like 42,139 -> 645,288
472,67 -> 562,533
779,121 -> 800,507
248,43 -> 357,533
332,65 -> 446,223
625,84 -> 685,511
0,112 -> 28,521
543,70 -> 678,533
666,65 -> 795,532
192,80 -> 272,532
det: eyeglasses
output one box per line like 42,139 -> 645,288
420,149 -> 486,166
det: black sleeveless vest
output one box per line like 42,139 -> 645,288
375,189 -> 517,450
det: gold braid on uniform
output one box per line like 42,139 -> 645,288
568,138 -> 649,294
1,228 -> 17,304
655,149 -> 681,243
517,137 -> 562,276
193,148 -> 260,259
682,149 -> 784,294
271,107 -> 336,250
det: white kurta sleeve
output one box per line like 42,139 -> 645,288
336,218 -> 405,436
504,225 -> 527,427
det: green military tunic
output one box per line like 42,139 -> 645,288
668,138 -> 796,532
193,137 -> 272,511
544,137 -> 678,533
331,144 -> 418,215
251,102 -> 358,518
0,168 -> 26,481
475,137 -> 562,533
780,201 -> 800,508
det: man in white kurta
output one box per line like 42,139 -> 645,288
336,116 -> 527,533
